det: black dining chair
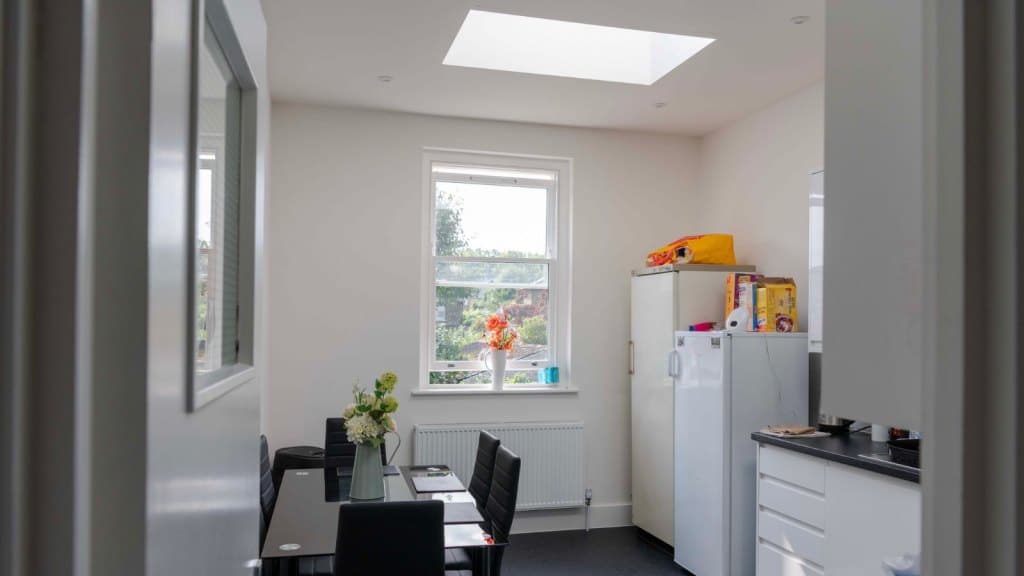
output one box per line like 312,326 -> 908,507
259,435 -> 277,549
445,431 -> 501,573
467,431 -> 501,514
297,556 -> 333,576
324,500 -> 465,576
296,420 -> 393,576
295,500 -> 468,576
481,446 -> 521,576
261,435 -> 288,576
324,418 -> 388,475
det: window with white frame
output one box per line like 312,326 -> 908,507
424,153 -> 569,388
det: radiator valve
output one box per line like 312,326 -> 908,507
584,488 -> 593,532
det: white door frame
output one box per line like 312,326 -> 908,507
922,0 -> 1022,573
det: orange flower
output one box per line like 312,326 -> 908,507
484,312 -> 517,352
485,314 -> 508,332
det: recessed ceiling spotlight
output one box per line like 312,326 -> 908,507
377,75 -> 393,83
654,102 -> 668,109
790,15 -> 810,25
443,10 -> 715,85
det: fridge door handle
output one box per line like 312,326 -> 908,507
668,349 -> 680,378
628,341 -> 635,375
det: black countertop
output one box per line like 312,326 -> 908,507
751,431 -> 920,483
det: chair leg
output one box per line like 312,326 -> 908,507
472,547 -> 494,576
481,548 -> 492,576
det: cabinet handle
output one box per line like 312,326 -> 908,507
628,341 -> 635,375
668,349 -> 680,378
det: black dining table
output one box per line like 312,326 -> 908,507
262,465 -> 504,573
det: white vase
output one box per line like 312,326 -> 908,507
485,349 -> 507,390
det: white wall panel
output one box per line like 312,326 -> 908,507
823,0 -> 925,429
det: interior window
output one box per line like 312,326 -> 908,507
194,18 -> 243,379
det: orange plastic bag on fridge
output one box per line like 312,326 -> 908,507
645,234 -> 737,267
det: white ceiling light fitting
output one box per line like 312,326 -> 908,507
443,10 -> 715,86
377,74 -> 393,83
790,16 -> 810,25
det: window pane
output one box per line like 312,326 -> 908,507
435,180 -> 548,258
194,21 -> 242,376
433,164 -> 555,181
429,371 -> 491,386
429,369 -> 544,386
809,203 -> 824,268
436,261 -> 547,288
435,286 -> 549,363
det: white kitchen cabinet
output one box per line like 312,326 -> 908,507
756,444 -> 921,575
757,446 -> 827,574
823,0 -> 926,430
824,462 -> 922,576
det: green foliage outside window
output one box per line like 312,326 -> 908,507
519,316 -> 547,345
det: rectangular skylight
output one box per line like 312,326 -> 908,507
443,10 -> 715,86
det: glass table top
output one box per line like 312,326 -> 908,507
262,467 -> 499,559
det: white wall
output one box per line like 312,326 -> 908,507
267,104 -> 700,531
695,82 -> 825,330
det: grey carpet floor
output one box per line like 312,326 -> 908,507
502,527 -> 685,575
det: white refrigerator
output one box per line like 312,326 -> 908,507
630,265 -> 757,546
672,331 -> 808,575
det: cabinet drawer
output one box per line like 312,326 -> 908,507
758,509 -> 825,567
757,541 -> 823,576
759,476 -> 826,530
759,445 -> 826,493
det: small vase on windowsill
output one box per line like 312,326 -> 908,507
485,348 -> 507,391
483,312 -> 517,392
350,442 -> 385,500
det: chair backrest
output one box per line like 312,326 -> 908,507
485,445 -> 521,543
325,418 -> 388,473
333,500 -> 445,576
259,435 -> 277,548
483,445 -> 521,576
324,418 -> 353,470
467,430 -> 501,514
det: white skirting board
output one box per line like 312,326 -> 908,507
511,503 -> 633,534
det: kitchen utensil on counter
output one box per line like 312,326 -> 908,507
817,414 -> 855,434
765,424 -> 817,436
887,438 -> 920,468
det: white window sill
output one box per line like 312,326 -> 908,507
411,386 -> 579,397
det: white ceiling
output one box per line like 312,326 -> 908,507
263,0 -> 824,136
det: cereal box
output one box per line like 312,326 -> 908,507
725,273 -> 762,331
755,277 -> 798,333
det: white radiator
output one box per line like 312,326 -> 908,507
414,421 -> 585,511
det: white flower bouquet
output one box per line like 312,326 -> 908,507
343,371 -> 399,447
